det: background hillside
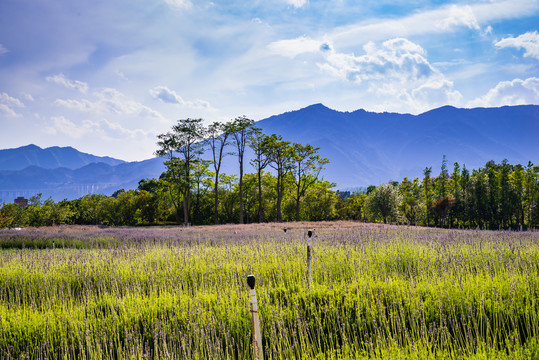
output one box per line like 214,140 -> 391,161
256,104 -> 538,188
0,104 -> 537,202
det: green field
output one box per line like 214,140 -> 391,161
1,223 -> 539,359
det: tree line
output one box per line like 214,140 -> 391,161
354,157 -> 539,230
0,116 -> 537,229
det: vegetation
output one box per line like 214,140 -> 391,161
1,224 -> 539,359
1,158 -> 537,230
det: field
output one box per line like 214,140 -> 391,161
1,222 -> 539,359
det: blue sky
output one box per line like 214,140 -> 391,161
0,0 -> 538,161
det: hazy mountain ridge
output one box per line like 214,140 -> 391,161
0,104 -> 537,202
256,104 -> 538,186
0,144 -> 125,171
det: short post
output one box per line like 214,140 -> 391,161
247,275 -> 263,360
306,230 -> 313,287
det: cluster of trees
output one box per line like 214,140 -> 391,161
339,158 -> 539,230
0,157 -> 537,230
154,117 -> 329,225
0,174 -> 338,228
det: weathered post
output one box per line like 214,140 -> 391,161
247,275 -> 263,360
306,230 -> 313,287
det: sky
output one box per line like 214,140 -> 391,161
0,0 -> 538,162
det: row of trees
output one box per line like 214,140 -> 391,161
1,158 -> 537,229
155,117 -> 329,225
351,158 -> 539,230
0,173 -> 337,228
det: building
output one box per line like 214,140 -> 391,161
14,196 -> 28,207
336,190 -> 351,199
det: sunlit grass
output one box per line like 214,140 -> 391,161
1,223 -> 538,359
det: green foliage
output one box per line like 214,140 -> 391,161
365,183 -> 401,224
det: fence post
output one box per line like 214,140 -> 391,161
247,275 -> 263,360
306,230 -> 313,287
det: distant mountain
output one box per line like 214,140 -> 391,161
0,144 -> 125,171
0,104 -> 537,202
0,157 -> 165,202
256,104 -> 538,188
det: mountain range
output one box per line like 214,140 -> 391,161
0,104 -> 537,202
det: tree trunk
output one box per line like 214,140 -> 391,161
257,170 -> 264,223
276,192 -> 283,222
239,161 -> 244,224
183,191 -> 190,226
276,174 -> 283,222
214,175 -> 219,225
295,198 -> 300,222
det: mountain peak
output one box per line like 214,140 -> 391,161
0,144 -> 125,171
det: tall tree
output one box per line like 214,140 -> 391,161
249,129 -> 271,222
155,118 -> 206,225
460,165 -> 472,227
230,116 -> 255,224
267,134 -> 293,222
191,160 -> 212,225
399,176 -> 420,225
422,167 -> 433,226
524,162 -> 539,228
290,143 -> 329,221
206,121 -> 232,224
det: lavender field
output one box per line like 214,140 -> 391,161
1,223 -> 539,359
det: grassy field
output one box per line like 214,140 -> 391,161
1,222 -> 539,359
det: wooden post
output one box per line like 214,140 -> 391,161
306,230 -> 313,287
247,275 -> 263,360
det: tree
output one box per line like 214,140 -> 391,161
155,118 -> 206,225
229,116 -> 255,224
365,184 -> 401,224
207,121 -> 232,224
266,134 -> 294,222
422,167 -> 433,226
524,162 -> 539,228
249,129 -> 272,222
191,160 -> 212,225
399,176 -> 420,225
290,143 -> 329,221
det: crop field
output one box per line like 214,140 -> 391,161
1,222 -> 539,359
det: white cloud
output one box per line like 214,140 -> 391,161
495,31 -> 539,60
320,38 -> 435,83
438,5 -> 479,31
468,77 -> 539,107
0,44 -> 7,55
268,36 -> 328,58
330,0 -> 538,48
0,92 -> 24,117
22,93 -> 34,102
286,0 -> 308,8
315,38 -> 462,113
150,86 -> 210,109
46,116 -> 150,140
0,104 -> 20,117
163,0 -> 192,10
46,74 -> 89,93
0,92 -> 24,107
54,88 -> 165,121
46,116 -> 96,138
